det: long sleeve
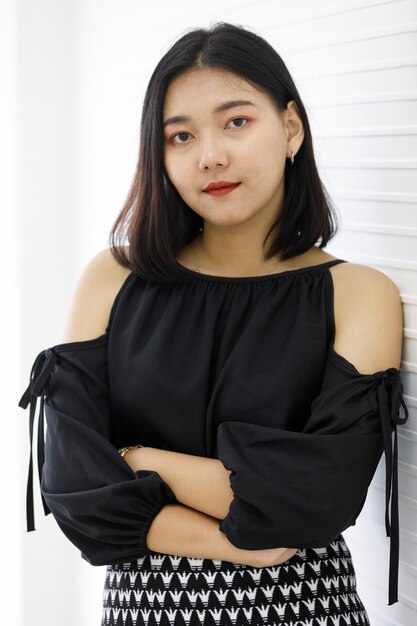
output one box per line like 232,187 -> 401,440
216,349 -> 409,605
18,334 -> 177,566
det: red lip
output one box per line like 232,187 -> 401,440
203,180 -> 240,192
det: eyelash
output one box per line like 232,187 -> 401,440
168,117 -> 250,145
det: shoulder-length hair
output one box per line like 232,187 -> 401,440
109,22 -> 339,282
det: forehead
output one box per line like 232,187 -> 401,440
163,68 -> 268,114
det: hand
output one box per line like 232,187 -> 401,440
234,546 -> 299,568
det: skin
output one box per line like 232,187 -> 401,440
162,66 -> 308,276
62,67 -> 404,569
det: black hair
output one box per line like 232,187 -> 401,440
109,21 -> 339,282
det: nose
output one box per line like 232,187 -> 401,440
198,135 -> 229,171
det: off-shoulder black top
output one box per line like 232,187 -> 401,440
18,258 -> 409,605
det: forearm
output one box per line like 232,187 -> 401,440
146,502 -> 298,569
147,502 -> 250,563
126,447 -> 233,519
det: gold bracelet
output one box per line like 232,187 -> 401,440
118,444 -> 143,458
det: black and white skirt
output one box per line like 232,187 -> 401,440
101,533 -> 370,626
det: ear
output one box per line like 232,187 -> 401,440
285,100 -> 305,155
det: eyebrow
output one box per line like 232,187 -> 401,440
163,100 -> 256,129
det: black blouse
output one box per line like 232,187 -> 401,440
18,258 -> 409,605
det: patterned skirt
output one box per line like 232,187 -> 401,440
101,533 -> 370,626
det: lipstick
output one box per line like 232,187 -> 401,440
204,183 -> 241,196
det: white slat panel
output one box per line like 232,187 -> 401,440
318,132 -> 417,160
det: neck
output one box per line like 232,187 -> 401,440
187,231 -> 309,277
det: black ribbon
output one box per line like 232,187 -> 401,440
18,348 -> 57,532
374,368 -> 409,605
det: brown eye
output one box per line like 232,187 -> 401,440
170,132 -> 192,144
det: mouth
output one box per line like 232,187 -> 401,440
203,182 -> 241,196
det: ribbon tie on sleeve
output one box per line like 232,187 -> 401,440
18,348 -> 57,532
374,367 -> 409,605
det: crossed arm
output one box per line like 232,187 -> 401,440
120,446 -> 266,564
124,446 -> 233,520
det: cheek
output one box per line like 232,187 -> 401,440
241,127 -> 284,164
165,162 -> 196,201
259,128 -> 285,157
164,155 -> 184,190
249,134 -> 286,180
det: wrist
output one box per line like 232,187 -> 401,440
119,444 -> 146,471
118,444 -> 143,458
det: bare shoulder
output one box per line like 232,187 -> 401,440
62,246 -> 132,343
329,261 -> 401,300
328,262 -> 403,374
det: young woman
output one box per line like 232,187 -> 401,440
20,22 -> 409,626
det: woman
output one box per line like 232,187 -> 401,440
20,22 -> 409,626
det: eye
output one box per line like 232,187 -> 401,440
227,117 -> 249,129
168,117 -> 250,145
169,131 -> 192,145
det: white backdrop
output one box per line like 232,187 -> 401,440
6,0 -> 417,624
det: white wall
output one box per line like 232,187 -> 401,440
13,1 -> 416,625
15,1 -> 89,625
1,0 -> 21,624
